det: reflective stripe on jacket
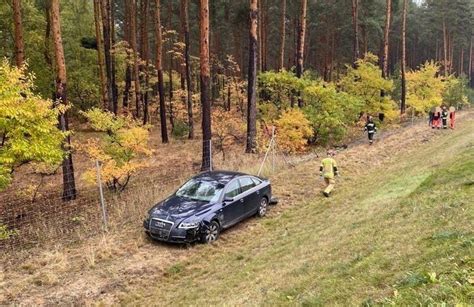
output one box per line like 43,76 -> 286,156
365,122 -> 377,134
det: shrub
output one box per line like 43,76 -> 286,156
258,70 -> 306,110
404,61 -> 444,114
171,119 -> 189,139
275,109 -> 313,153
443,76 -> 469,109
80,108 -> 152,192
339,53 -> 396,117
303,83 -> 363,144
0,59 -> 66,191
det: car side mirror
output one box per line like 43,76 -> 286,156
224,196 -> 234,203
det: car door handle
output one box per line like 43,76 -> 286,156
256,190 -> 260,195
240,198 -> 244,203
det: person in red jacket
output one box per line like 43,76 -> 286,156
449,106 -> 456,129
432,107 -> 441,129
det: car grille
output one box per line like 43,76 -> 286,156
149,218 -> 173,240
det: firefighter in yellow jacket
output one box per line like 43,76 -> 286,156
319,150 -> 339,197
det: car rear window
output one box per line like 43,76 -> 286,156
239,177 -> 256,193
251,177 -> 262,185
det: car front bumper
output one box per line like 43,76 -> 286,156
143,218 -> 200,243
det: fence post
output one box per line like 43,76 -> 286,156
271,126 -> 275,173
257,135 -> 274,176
95,160 -> 108,231
209,139 -> 212,172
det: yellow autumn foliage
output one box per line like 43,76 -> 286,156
80,108 -> 152,192
0,59 -> 66,190
275,109 -> 313,154
405,61 -> 445,113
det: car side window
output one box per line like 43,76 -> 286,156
239,177 -> 256,193
225,180 -> 241,198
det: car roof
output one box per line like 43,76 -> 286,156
193,170 -> 249,184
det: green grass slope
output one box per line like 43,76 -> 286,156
121,118 -> 474,306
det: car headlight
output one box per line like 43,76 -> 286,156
178,221 -> 200,229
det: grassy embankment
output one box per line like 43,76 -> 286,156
120,115 -> 474,305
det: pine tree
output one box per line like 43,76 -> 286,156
93,0 -> 108,110
140,0 -> 150,124
12,0 -> 25,68
296,0 -> 307,107
279,0 -> 286,71
200,0 -> 212,171
246,0 -> 258,153
51,0 -> 77,201
400,0 -> 408,114
381,0 -> 392,78
180,0 -> 194,139
100,0 -> 117,114
351,0 -> 360,66
130,0 -> 142,118
155,0 -> 169,143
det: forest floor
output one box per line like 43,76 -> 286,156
1,110 -> 473,305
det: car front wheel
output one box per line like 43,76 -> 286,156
257,197 -> 268,217
201,220 -> 220,243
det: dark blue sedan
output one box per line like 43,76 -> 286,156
144,171 -> 274,243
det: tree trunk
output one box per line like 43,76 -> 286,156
296,0 -> 307,107
140,0 -> 150,124
130,0 -> 141,118
443,18 -> 448,76
261,0 -> 268,71
469,36 -> 473,88
400,0 -> 407,115
51,0 -> 76,201
43,3 -> 52,68
381,0 -> 392,78
362,24 -> 368,55
110,0 -> 118,113
180,0 -> 194,139
169,56 -> 175,131
257,0 -> 262,72
449,34 -> 454,75
329,29 -> 335,81
178,4 -> 186,92
200,0 -> 211,171
460,48 -> 464,76
435,39 -> 439,63
93,0 -> 108,110
155,0 -> 168,143
227,82 -> 231,111
279,0 -> 286,71
100,0 -> 116,114
123,0 -> 132,113
12,0 -> 25,67
246,0 -> 258,153
351,0 -> 359,66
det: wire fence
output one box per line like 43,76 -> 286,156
0,134 -> 305,253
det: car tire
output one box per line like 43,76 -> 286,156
257,197 -> 268,217
200,220 -> 220,244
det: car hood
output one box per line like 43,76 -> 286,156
149,195 -> 215,220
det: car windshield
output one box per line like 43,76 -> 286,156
175,179 -> 224,202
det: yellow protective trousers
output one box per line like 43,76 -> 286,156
324,178 -> 336,195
